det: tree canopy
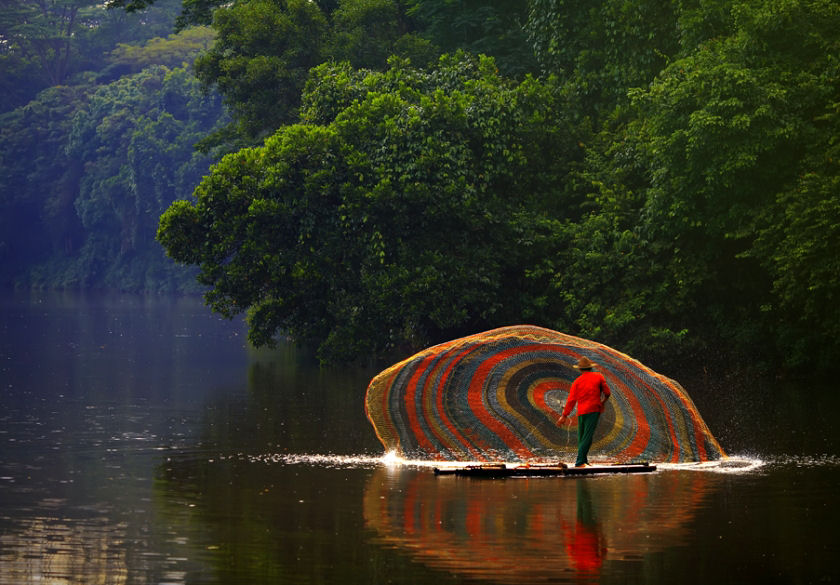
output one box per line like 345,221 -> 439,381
3,0 -> 839,375
0,0 -> 181,112
159,54 -> 579,361
153,0 -> 840,374
0,20 -> 227,291
184,0 -> 538,148
550,0 -> 840,370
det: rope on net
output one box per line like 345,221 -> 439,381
365,325 -> 725,463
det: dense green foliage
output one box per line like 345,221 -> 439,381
405,0 -> 536,76
160,54 -> 578,361
4,0 -> 839,374
538,0 -> 840,370
193,0 -> 329,141
527,0 -> 681,117
0,0 -> 181,112
155,0 -> 840,374
0,19 -> 227,291
191,0 -> 536,147
63,65 -> 225,290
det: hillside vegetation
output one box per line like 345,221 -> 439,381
3,0 -> 838,374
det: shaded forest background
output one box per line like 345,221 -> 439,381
2,0 -> 838,377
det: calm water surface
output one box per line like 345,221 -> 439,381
1,291 -> 838,584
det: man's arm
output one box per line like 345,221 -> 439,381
600,375 -> 611,404
558,382 -> 578,424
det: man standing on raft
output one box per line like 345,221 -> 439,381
558,357 -> 611,467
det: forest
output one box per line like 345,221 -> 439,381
2,0 -> 838,376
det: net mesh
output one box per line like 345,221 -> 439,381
365,325 -> 725,463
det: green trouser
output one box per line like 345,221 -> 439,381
576,412 -> 600,466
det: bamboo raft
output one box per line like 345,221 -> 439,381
433,462 -> 656,478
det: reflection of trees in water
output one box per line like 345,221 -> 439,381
0,511 -> 128,585
364,468 -> 722,583
153,456 -> 463,585
234,345 -> 380,454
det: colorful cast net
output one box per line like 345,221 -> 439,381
365,325 -> 725,463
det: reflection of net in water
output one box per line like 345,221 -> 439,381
363,467 -> 722,583
365,326 -> 725,463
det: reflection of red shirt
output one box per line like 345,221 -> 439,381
562,371 -> 610,417
565,520 -> 606,572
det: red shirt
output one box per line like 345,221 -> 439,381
562,371 -> 611,417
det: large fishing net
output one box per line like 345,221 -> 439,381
365,325 -> 725,463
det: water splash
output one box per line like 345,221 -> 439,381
225,452 -> 387,468
763,454 -> 840,468
206,451 -> 840,476
657,457 -> 765,474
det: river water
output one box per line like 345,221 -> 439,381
1,291 -> 838,584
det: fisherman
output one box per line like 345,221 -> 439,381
558,357 -> 611,467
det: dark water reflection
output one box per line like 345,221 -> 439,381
364,468 -> 725,583
1,291 -> 839,584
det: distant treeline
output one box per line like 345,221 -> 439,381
3,0 -> 839,375
0,0 -> 226,293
